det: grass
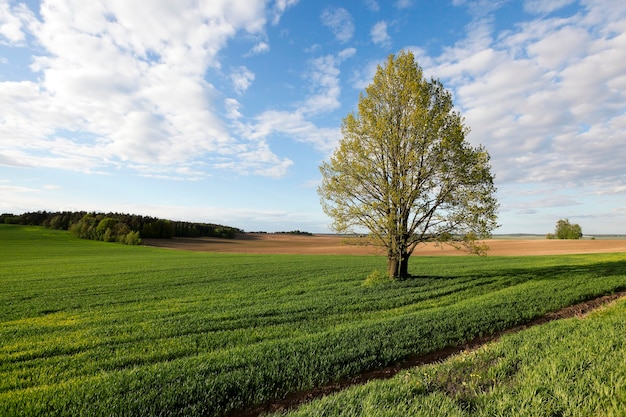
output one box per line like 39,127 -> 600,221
1,224 -> 625,416
277,298 -> 626,416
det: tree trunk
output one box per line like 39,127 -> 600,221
399,252 -> 409,278
388,256 -> 399,279
388,252 -> 410,279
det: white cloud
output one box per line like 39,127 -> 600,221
0,183 -> 37,193
246,41 -> 270,56
395,0 -> 412,9
230,48 -> 353,151
524,0 -> 576,15
453,0 -> 508,18
427,0 -> 626,192
212,136 -> 294,178
320,6 -> 354,43
248,110 -> 341,154
365,0 -> 380,12
230,66 -> 255,94
271,0 -> 299,25
241,48 -> 354,155
304,43 -> 321,53
224,98 -> 243,120
371,21 -> 391,47
526,25 -> 590,68
303,48 -> 355,114
0,0 -> 296,179
350,60 -> 380,90
0,1 -> 35,44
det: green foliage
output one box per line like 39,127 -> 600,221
319,51 -> 498,278
141,218 -> 174,238
1,225 -> 624,416
123,230 -> 141,245
278,230 -> 314,236
0,213 -> 20,224
10,210 -> 241,244
552,218 -> 583,239
362,269 -> 393,287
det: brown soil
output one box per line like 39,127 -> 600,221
143,234 -> 626,256
236,291 -> 626,417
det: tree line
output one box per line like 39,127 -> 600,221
0,211 -> 242,245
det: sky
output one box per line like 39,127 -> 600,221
1,0 -> 625,235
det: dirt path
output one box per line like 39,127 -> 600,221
144,234 -> 626,256
236,291 -> 626,417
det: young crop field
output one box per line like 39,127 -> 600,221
1,225 -> 625,416
276,297 -> 626,416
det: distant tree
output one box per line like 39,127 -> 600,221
10,210 -> 240,242
0,213 -> 19,224
69,213 -> 98,239
96,217 -> 118,241
141,219 -> 174,239
550,219 -> 583,239
124,230 -> 141,245
318,51 -> 499,279
48,213 -> 69,230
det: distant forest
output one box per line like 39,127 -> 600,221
1,211 -> 242,245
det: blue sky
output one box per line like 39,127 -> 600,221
1,0 -> 625,234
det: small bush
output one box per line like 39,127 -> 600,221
362,269 -> 393,287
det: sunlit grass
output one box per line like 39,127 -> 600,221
1,225 -> 625,416
279,298 -> 626,416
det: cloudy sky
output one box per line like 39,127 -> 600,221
1,0 -> 625,234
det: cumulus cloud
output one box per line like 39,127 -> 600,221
271,0 -> 299,24
248,110 -> 341,155
0,0 -> 297,178
371,21 -> 391,47
303,48 -> 355,114
320,6 -> 354,43
429,0 -> 626,193
0,1 -> 35,44
246,41 -> 270,56
224,98 -> 243,120
230,66 -> 255,94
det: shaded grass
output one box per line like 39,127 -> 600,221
0,225 -> 625,416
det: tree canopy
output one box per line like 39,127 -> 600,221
318,51 -> 499,279
547,219 -> 583,239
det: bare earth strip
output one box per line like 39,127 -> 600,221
143,234 -> 626,256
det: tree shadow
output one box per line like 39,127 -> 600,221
497,259 -> 626,283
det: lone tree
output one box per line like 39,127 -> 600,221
548,219 -> 582,239
318,51 -> 499,279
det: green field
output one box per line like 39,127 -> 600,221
1,225 -> 625,416
277,297 -> 626,416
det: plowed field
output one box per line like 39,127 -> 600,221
144,234 -> 626,256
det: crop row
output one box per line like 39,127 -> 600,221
277,298 -> 626,416
1,225 -> 625,415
